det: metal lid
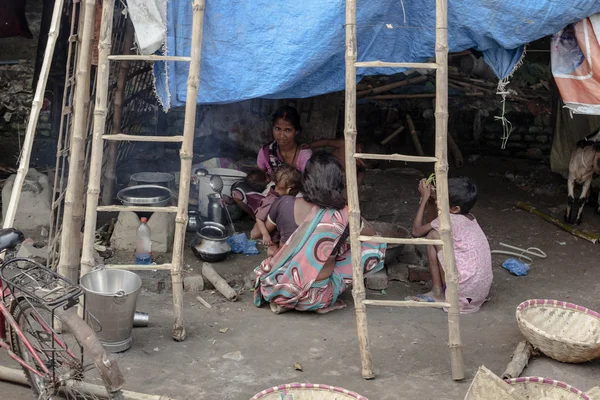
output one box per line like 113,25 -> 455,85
117,185 -> 172,205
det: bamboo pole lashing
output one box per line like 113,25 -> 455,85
168,0 -> 207,342
345,0 -> 375,380
354,153 -> 437,163
2,0 -> 65,236
434,0 -> 465,381
101,19 -> 134,205
57,0 -> 96,282
79,0 -> 116,279
102,134 -> 184,142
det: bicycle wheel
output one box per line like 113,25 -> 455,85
9,299 -> 125,399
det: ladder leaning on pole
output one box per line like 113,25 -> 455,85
343,0 -> 465,380
79,0 -> 206,341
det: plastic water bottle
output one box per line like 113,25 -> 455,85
135,217 -> 152,265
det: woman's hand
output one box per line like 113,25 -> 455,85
262,233 -> 272,247
418,179 -> 432,201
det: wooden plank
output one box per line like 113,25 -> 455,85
354,153 -> 437,163
355,61 -> 437,69
358,235 -> 443,246
104,264 -> 173,271
108,55 -> 191,62
96,205 -> 178,213
363,299 -> 450,308
102,134 -> 184,142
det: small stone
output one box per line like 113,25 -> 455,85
184,274 -> 205,292
528,126 -> 543,134
536,135 -> 549,144
365,270 -> 389,290
16,243 -> 47,262
222,351 -> 243,361
387,262 -> 408,282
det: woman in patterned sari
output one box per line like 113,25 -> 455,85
253,151 -> 386,314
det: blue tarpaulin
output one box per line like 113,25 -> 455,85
154,0 -> 600,108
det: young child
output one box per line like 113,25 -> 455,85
408,176 -> 492,314
250,165 -> 302,257
230,169 -> 270,219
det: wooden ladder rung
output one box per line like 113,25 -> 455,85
354,153 -> 437,163
102,134 -> 184,143
355,61 -> 438,69
96,205 -> 178,213
104,263 -> 173,271
107,55 -> 192,62
363,299 -> 451,308
358,236 -> 444,246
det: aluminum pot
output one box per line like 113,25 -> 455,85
191,221 -> 231,262
187,210 -> 200,232
129,172 -> 175,190
117,185 -> 172,207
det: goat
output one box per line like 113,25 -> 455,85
565,129 -> 600,225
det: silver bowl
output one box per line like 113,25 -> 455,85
117,185 -> 173,207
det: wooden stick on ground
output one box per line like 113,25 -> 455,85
0,365 -> 177,400
434,0 -> 465,381
502,340 -> 535,379
101,19 -> 135,205
58,0 -> 96,283
380,126 -> 404,146
447,133 -> 464,167
516,202 -> 600,244
405,114 -> 425,156
357,75 -> 428,98
202,262 -> 238,301
2,0 -> 65,233
196,295 -> 212,309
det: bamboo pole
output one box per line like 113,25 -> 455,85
356,75 -> 428,98
101,19 -> 135,205
202,262 -> 238,301
406,114 -> 425,156
345,0 -> 374,380
170,0 -> 206,342
434,0 -> 465,381
2,0 -> 65,232
58,0 -> 96,283
80,0 -> 115,279
0,365 -> 177,400
516,202 -> 600,244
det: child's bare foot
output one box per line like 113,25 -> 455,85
406,289 -> 445,303
315,300 -> 346,314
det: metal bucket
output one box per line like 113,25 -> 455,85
80,269 -> 142,353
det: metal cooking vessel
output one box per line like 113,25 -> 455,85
191,221 -> 231,262
130,172 -> 175,189
117,185 -> 173,207
187,210 -> 200,232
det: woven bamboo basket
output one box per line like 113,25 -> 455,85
516,299 -> 600,363
505,377 -> 590,400
250,383 -> 368,400
464,366 -> 526,400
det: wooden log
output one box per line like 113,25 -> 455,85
58,0 -> 96,283
502,340 -> 534,379
516,202 -> 600,244
365,92 -> 483,100
357,75 -> 428,98
380,126 -> 404,145
345,0 -> 374,380
435,0 -> 465,381
201,263 -> 238,302
79,0 -> 115,281
170,0 -> 206,342
0,365 -> 176,399
447,134 -> 464,167
101,19 -> 134,206
2,0 -> 65,231
406,113 -> 425,156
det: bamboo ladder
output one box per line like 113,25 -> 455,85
344,0 -> 465,380
79,0 -> 206,341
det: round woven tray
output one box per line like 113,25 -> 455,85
505,377 -> 590,400
516,299 -> 600,363
250,383 -> 368,400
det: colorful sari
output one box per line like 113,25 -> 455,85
253,205 -> 386,312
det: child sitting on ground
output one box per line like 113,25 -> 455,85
250,165 -> 302,257
230,169 -> 270,219
408,176 -> 492,313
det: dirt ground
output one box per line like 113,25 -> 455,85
3,155 -> 600,399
